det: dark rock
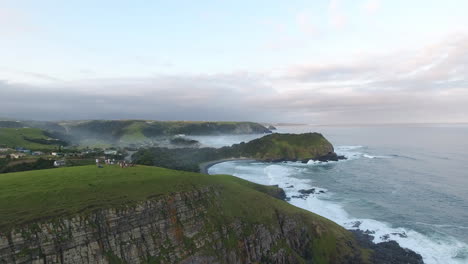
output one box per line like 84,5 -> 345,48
391,232 -> 408,238
270,187 -> 287,201
351,230 -> 424,264
291,195 -> 308,200
312,152 -> 347,162
381,234 -> 390,241
351,221 -> 362,228
298,188 -> 315,195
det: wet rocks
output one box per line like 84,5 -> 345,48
299,188 -> 316,195
291,188 -> 326,200
351,230 -> 424,264
312,152 -> 347,162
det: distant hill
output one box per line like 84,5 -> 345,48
0,128 -> 66,150
0,119 -> 272,146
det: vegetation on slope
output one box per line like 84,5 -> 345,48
0,165 -> 368,263
0,119 -> 272,147
65,120 -> 271,141
133,133 -> 338,172
0,128 -> 66,150
0,158 -> 55,173
231,132 -> 334,161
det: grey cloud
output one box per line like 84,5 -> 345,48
0,74 -> 280,122
1,35 -> 468,124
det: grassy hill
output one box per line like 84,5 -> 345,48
232,132 -> 335,161
0,128 -> 66,150
0,165 -> 369,263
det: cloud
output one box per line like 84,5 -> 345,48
0,7 -> 35,34
363,0 -> 381,15
296,10 -> 317,36
328,0 -> 347,29
1,35 -> 467,124
0,73 -> 280,122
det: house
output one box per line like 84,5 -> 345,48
0,148 -> 11,152
51,152 -> 63,156
32,151 -> 44,156
53,160 -> 66,167
16,148 -> 31,154
104,150 -> 118,155
10,153 -> 26,159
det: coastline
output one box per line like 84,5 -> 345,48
199,158 -> 254,174
204,159 -> 426,263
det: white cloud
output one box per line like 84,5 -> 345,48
296,10 -> 317,36
0,7 -> 35,35
363,0 -> 381,15
328,0 -> 347,29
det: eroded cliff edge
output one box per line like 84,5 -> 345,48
1,186 -> 366,264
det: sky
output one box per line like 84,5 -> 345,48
1,0 -> 468,124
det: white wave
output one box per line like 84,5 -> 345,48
335,145 -> 364,160
363,154 -> 393,159
336,145 -> 364,151
209,160 -> 468,264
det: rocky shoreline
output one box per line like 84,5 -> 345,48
351,230 -> 424,264
202,159 -> 425,263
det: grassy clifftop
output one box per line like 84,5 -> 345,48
0,165 -> 369,263
0,165 -> 288,230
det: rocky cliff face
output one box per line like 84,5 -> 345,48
0,187 -> 364,264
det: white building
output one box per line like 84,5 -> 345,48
10,153 -> 26,159
53,160 -> 66,167
104,150 -> 118,155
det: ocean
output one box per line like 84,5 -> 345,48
191,124 -> 468,264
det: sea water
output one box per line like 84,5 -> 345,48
196,124 -> 468,264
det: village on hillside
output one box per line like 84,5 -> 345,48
0,146 -> 126,173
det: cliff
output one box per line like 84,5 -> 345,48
0,166 -> 368,264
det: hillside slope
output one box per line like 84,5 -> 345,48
0,128 -> 66,150
0,165 -> 369,263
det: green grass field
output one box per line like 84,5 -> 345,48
0,128 -> 62,150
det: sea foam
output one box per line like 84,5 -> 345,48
208,148 -> 468,264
